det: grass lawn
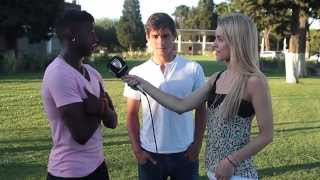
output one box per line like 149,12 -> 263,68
0,57 -> 320,179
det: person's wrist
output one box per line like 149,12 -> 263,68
132,145 -> 143,154
226,155 -> 238,168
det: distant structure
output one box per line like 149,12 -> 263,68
176,29 -> 215,55
146,29 -> 215,55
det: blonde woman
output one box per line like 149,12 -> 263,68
123,13 -> 273,180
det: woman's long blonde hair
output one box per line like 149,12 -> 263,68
217,13 -> 263,120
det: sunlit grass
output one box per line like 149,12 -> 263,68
0,60 -> 319,179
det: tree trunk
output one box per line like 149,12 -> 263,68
305,28 -> 310,59
286,5 -> 300,83
259,33 -> 264,71
263,27 -> 272,51
298,14 -> 307,77
260,32 -> 264,53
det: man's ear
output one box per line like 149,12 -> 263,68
63,27 -> 77,43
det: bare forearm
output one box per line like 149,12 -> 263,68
127,117 -> 142,153
140,81 -> 210,114
230,133 -> 273,164
64,112 -> 101,145
84,115 -> 101,134
193,103 -> 206,146
101,108 -> 118,129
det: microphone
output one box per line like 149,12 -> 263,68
106,56 -> 144,92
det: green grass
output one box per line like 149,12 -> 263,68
0,58 -> 319,179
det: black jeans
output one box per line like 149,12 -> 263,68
138,150 -> 199,180
46,161 -> 109,180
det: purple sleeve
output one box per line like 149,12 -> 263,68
47,70 -> 83,107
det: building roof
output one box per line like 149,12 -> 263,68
176,29 -> 215,35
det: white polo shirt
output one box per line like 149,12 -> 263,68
123,55 -> 205,153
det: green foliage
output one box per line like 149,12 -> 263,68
173,0 -> 218,30
195,0 -> 217,30
184,7 -> 199,29
116,0 -> 146,51
309,29 -> 320,55
172,5 -> 190,29
306,61 -> 320,76
0,53 -> 56,74
0,0 -> 64,43
259,58 -> 285,76
0,53 -> 16,74
95,18 -> 122,51
215,2 -> 236,17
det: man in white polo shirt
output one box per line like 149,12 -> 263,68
123,13 -> 206,180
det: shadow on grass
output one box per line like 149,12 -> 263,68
0,162 -> 46,179
105,132 -> 129,138
259,162 -> 320,177
198,162 -> 320,179
103,140 -> 130,147
250,126 -> 320,136
203,125 -> 320,140
273,126 -> 320,133
0,137 -> 51,144
273,120 -> 320,126
0,144 -> 51,154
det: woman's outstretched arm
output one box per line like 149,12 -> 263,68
122,73 -> 217,114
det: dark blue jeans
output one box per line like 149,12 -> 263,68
138,150 -> 199,180
46,161 -> 109,180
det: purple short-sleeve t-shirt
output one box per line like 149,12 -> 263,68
42,57 -> 104,177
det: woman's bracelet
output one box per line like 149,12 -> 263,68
226,155 -> 238,168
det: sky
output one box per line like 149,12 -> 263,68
66,0 -> 225,23
66,0 -> 320,29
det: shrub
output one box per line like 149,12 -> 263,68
306,61 -> 320,76
0,53 -> 17,74
0,52 -> 57,74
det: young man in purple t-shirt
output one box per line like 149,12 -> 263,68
42,10 -> 117,179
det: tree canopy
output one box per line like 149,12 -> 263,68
116,0 -> 146,51
173,0 -> 217,30
95,18 -> 121,51
0,0 -> 64,44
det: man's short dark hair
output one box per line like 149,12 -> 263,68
145,13 -> 176,37
55,10 -> 94,40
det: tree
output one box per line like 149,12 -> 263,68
231,0 -> 290,52
195,0 -> 217,30
95,18 -> 121,52
183,7 -> 199,29
216,2 -> 235,17
231,0 -> 320,82
0,0 -> 64,56
276,0 -> 320,81
310,29 -> 320,55
116,0 -> 146,51
173,5 -> 190,29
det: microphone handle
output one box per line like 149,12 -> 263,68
135,84 -> 145,94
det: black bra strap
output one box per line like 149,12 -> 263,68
213,71 -> 224,90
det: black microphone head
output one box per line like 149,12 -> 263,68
107,56 -> 128,78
